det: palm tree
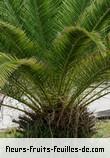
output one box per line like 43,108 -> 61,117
0,0 -> 110,137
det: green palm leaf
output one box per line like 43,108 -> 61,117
0,0 -> 109,137
79,0 -> 110,33
0,52 -> 43,86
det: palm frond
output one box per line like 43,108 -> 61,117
55,0 -> 91,31
0,52 -> 43,87
67,52 -> 110,106
52,26 -> 106,76
0,21 -> 40,58
20,0 -> 60,47
79,0 -> 110,34
0,0 -> 24,26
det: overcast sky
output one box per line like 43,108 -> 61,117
89,94 -> 110,112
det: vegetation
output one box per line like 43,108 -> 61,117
93,120 -> 110,138
0,128 -> 21,138
1,120 -> 110,138
13,107 -> 95,137
0,0 -> 110,137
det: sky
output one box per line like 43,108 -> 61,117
89,94 -> 110,112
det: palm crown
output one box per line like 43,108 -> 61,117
0,0 -> 110,137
